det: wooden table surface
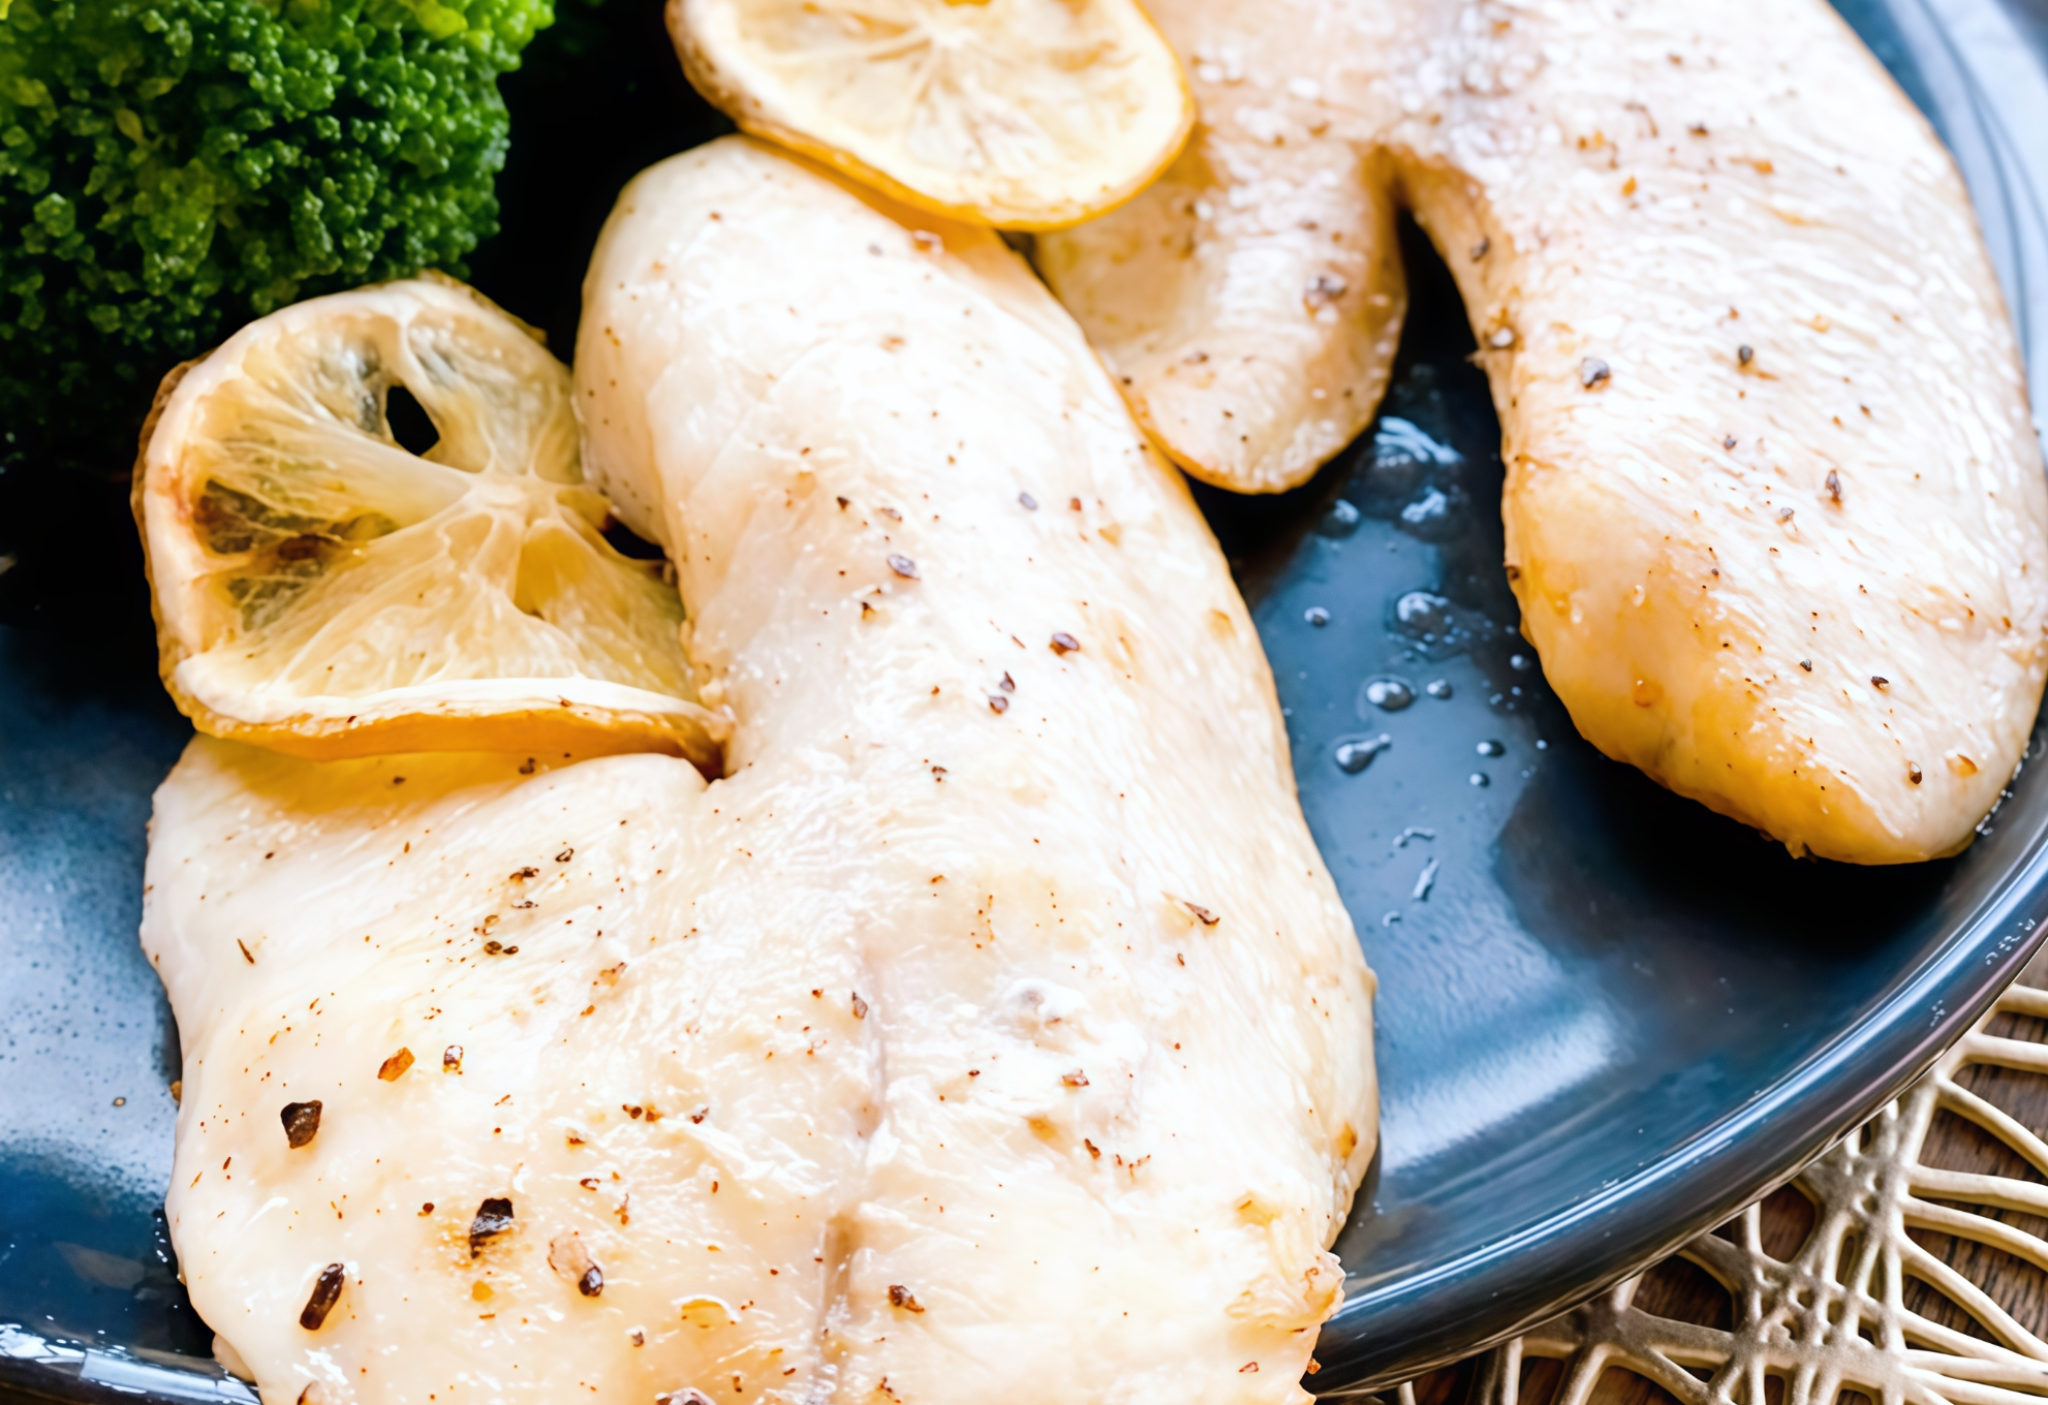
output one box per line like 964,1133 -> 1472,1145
1405,954 -> 2048,1405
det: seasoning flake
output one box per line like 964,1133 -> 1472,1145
299,1264 -> 346,1331
469,1197 -> 515,1258
1303,274 -> 1347,311
281,1100 -> 322,1148
549,1232 -> 604,1297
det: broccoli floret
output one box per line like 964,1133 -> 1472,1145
0,0 -> 557,471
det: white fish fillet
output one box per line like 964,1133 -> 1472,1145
144,135 -> 1375,1405
1038,0 -> 2048,863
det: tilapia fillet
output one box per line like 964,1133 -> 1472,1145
1038,0 -> 2048,863
144,136 -> 1376,1405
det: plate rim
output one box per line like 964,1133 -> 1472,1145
1318,850 -> 2048,1390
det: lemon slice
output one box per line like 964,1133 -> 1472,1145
671,0 -> 1194,230
135,275 -> 726,770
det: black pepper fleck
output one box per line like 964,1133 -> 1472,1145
300,1264 -> 346,1330
469,1197 -> 514,1258
281,1101 -> 322,1149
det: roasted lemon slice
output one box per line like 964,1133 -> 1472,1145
135,276 -> 725,769
670,0 -> 1194,230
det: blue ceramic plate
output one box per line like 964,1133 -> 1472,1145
1,0 -> 2046,1397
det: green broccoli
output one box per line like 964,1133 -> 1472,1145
0,0 -> 559,472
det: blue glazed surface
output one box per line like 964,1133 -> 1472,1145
0,0 -> 2043,1395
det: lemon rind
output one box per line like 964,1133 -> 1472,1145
168,686 -> 727,772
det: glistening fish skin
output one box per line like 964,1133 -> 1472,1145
1040,0 -> 2048,864
142,135 -> 1375,1405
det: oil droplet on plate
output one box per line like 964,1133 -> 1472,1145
1361,676 -> 1416,713
1334,735 -> 1393,774
1317,499 -> 1362,537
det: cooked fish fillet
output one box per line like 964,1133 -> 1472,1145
143,135 -> 1375,1405
1038,0 -> 2048,864
1035,0 -> 1409,494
